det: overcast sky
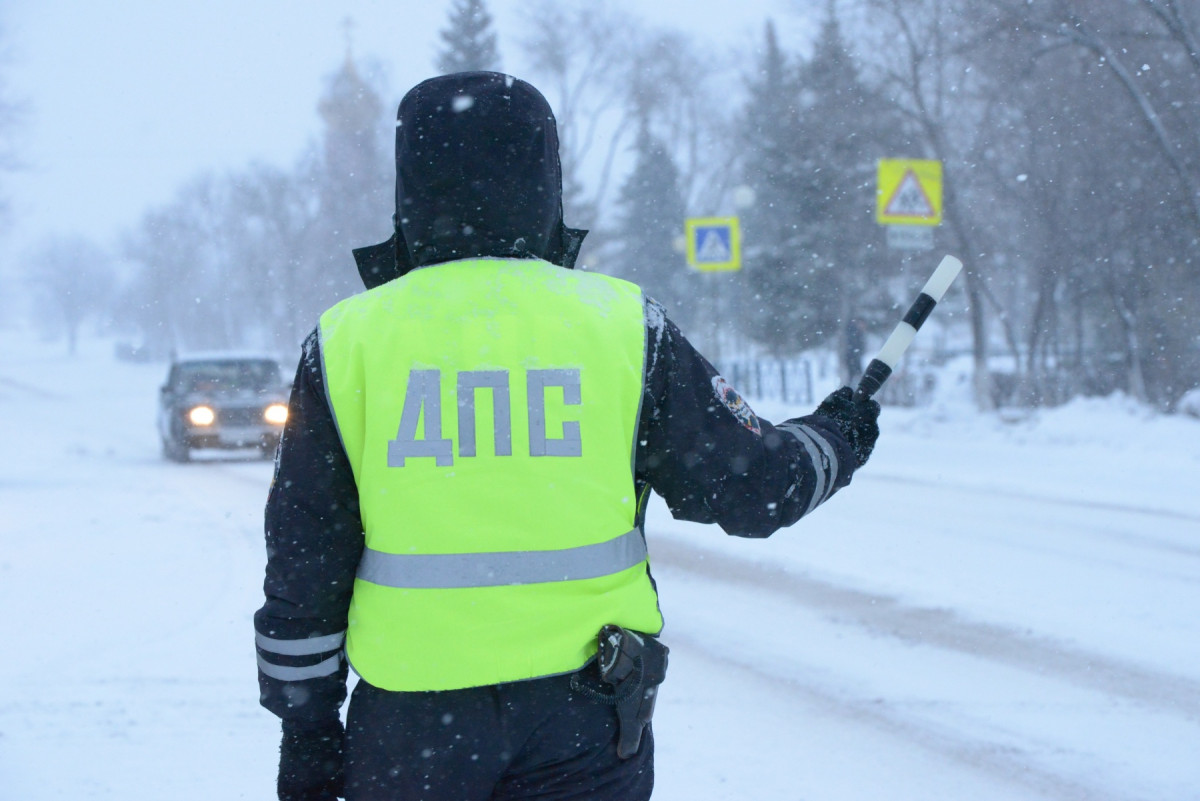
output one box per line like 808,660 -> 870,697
0,0 -> 812,273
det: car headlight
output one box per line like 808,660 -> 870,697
188,405 -> 216,426
264,403 -> 289,425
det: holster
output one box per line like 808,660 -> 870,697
596,624 -> 669,759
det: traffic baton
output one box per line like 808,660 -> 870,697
854,255 -> 963,402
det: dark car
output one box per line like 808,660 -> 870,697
157,353 -> 289,462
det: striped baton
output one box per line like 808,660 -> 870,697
854,255 -> 963,402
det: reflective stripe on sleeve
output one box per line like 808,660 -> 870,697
255,631 -> 346,657
778,422 -> 840,514
256,653 -> 341,682
357,527 -> 648,589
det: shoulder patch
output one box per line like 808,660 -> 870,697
711,376 -> 761,434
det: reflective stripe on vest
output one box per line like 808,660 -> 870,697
357,526 -> 648,589
318,258 -> 663,691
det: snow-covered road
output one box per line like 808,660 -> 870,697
2,334 -> 1198,799
649,496 -> 1200,801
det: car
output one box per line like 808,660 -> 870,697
157,353 -> 289,462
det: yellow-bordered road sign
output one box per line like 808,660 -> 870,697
876,159 -> 942,226
685,217 -> 741,272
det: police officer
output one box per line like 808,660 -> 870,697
255,72 -> 881,801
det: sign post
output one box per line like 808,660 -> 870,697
684,216 -> 741,362
886,225 -> 934,251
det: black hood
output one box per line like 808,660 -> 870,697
354,72 -> 587,290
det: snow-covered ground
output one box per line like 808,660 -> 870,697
2,330 -> 1198,800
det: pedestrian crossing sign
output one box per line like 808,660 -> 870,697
876,159 -> 943,226
685,217 -> 741,272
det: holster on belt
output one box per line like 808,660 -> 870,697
596,624 -> 669,759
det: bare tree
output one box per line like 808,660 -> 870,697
623,29 -> 727,212
122,173 -> 233,354
27,235 -> 114,355
119,51 -> 389,358
993,0 -> 1200,231
518,0 -> 639,261
969,0 -> 1200,406
0,22 -> 24,228
227,162 -> 319,351
0,22 -> 25,321
850,0 -> 1010,408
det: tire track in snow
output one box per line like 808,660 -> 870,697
664,629 -> 1146,801
651,536 -> 1200,723
867,472 -> 1200,556
0,374 -> 65,400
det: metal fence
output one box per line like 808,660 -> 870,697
713,356 -> 938,408
713,358 -> 817,406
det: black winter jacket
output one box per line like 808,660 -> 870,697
254,294 -> 858,726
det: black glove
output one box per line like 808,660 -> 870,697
814,386 -> 881,468
278,718 -> 344,801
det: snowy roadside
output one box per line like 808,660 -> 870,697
700,378 -> 1200,677
0,334 -> 278,799
647,382 -> 1200,800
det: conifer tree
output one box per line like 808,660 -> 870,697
613,123 -> 695,331
737,20 -> 811,353
739,12 -> 906,362
436,0 -> 502,75
791,5 -> 906,371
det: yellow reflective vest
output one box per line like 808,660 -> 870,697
318,258 -> 663,691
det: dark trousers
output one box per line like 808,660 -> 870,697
343,662 -> 654,801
